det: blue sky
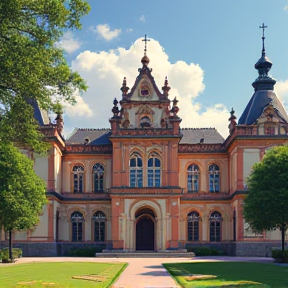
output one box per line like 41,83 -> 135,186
60,0 -> 288,138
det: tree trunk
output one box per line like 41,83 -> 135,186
281,223 -> 286,262
8,229 -> 12,261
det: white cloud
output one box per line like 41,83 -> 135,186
66,38 -> 231,137
126,28 -> 133,33
284,5 -> 288,10
63,93 -> 93,118
139,15 -> 146,22
275,79 -> 288,109
59,31 -> 81,54
94,24 -> 121,41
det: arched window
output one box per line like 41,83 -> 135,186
73,165 -> 84,193
71,211 -> 84,242
187,211 -> 200,241
209,211 -> 222,242
92,211 -> 106,242
209,164 -> 220,193
147,155 -> 161,187
130,153 -> 143,187
140,116 -> 152,128
93,163 -> 104,193
187,164 -> 200,193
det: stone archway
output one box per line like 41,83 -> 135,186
135,208 -> 155,251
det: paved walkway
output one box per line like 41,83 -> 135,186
6,256 -> 274,288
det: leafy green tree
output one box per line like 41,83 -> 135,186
0,142 -> 47,261
243,145 -> 288,260
0,0 -> 90,150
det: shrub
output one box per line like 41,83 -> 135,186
0,247 -> 22,262
271,249 -> 288,263
186,246 -> 227,256
186,246 -> 218,256
65,247 -> 103,257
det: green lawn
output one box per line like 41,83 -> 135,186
163,262 -> 288,288
0,262 -> 127,287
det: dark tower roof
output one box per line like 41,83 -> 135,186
238,24 -> 288,125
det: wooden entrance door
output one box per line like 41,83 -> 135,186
136,216 -> 154,250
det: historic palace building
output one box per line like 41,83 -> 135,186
4,31 -> 288,256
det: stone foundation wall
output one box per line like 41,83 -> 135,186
185,242 -> 236,256
0,242 -> 57,257
57,242 -> 106,256
235,242 -> 284,257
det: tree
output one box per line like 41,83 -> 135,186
243,145 -> 288,260
0,142 -> 47,261
0,0 -> 90,150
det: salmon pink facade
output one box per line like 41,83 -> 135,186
2,39 -> 288,256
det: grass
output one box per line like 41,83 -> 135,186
163,262 -> 288,288
0,262 -> 127,287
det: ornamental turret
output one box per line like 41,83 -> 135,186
252,23 -> 276,91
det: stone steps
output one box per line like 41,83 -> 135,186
96,250 -> 195,258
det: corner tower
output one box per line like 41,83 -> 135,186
238,24 -> 288,125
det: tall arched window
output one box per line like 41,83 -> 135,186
187,164 -> 200,193
73,165 -> 84,193
187,211 -> 200,241
210,211 -> 222,242
93,163 -> 104,193
147,155 -> 161,187
130,153 -> 143,187
71,211 -> 84,242
209,164 -> 220,193
92,211 -> 106,242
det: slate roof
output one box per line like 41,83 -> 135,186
30,99 -> 50,126
179,128 -> 225,144
238,90 -> 288,125
66,127 -> 225,145
66,129 -> 112,145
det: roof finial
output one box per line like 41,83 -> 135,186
142,34 -> 150,56
259,23 -> 267,55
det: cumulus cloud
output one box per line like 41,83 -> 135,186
63,93 -> 93,118
139,15 -> 146,22
59,31 -> 81,54
275,79 -> 288,108
66,38 -> 230,137
93,24 -> 121,41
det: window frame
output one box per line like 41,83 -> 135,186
187,164 -> 200,193
129,153 -> 143,188
208,164 -> 220,193
72,164 -> 85,193
209,211 -> 222,242
187,211 -> 200,241
92,163 -> 105,193
92,211 -> 106,242
71,211 -> 84,242
147,155 -> 161,187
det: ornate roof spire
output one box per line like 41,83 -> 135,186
252,23 -> 276,91
120,77 -> 129,97
260,23 -> 267,55
141,34 -> 150,66
162,76 -> 171,98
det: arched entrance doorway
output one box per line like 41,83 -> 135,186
135,208 -> 155,251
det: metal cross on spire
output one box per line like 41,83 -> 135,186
142,34 -> 150,56
259,23 -> 268,53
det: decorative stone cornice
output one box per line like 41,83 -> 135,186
111,128 -> 181,137
109,187 -> 183,195
178,143 -> 226,153
65,144 -> 112,154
